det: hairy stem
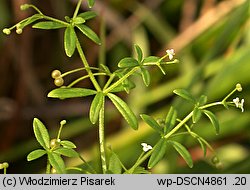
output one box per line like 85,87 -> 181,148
99,98 -> 107,173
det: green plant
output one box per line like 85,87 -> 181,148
2,0 -> 245,174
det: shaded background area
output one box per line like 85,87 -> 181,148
0,0 -> 249,173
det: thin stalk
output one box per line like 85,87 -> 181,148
103,67 -> 139,93
46,158 -> 51,174
68,73 -> 107,87
73,0 -> 83,19
75,37 -> 101,91
99,98 -> 107,173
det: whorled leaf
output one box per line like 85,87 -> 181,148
64,26 -> 77,57
173,89 -> 196,103
53,147 -> 79,158
78,11 -> 97,21
203,110 -> 220,135
140,67 -> 150,87
164,106 -> 177,134
192,107 -> 202,123
110,80 -> 136,93
148,138 -> 168,169
33,118 -> 50,150
76,24 -> 101,45
142,56 -> 160,65
33,21 -> 66,29
134,44 -> 143,62
60,140 -> 76,149
118,57 -> 139,68
168,140 -> 193,168
89,92 -> 104,124
140,114 -> 163,135
47,152 -> 65,174
87,0 -> 95,8
48,88 -> 96,99
27,149 -> 46,161
108,151 -> 122,174
108,93 -> 138,130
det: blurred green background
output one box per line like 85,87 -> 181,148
0,0 -> 249,173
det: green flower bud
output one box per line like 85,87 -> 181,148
20,4 -> 30,11
236,83 -> 242,92
60,120 -> 67,126
16,28 -> 23,34
50,139 -> 60,149
2,162 -> 9,168
3,28 -> 11,35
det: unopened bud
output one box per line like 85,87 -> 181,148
16,28 -> 23,34
236,83 -> 242,92
3,28 -> 11,35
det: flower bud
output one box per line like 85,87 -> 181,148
211,156 -> 220,164
3,28 -> 11,35
50,139 -> 60,149
16,28 -> 23,34
2,162 -> 9,168
60,120 -> 66,126
236,83 -> 242,92
51,168 -> 57,174
20,4 -> 30,11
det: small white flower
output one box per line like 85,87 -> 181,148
233,97 -> 244,112
141,143 -> 152,152
166,49 -> 175,60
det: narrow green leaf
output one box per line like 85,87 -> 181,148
108,93 -> 138,130
140,114 -> 163,134
87,0 -> 95,8
198,95 -> 207,106
110,80 -> 136,93
76,24 -> 101,45
27,149 -> 46,161
173,89 -> 196,103
131,167 -> 151,174
89,92 -> 104,124
47,152 -> 65,174
33,118 -> 50,150
148,138 -> 168,169
64,26 -> 77,57
168,140 -> 193,168
192,107 -> 202,123
48,88 -> 96,99
73,17 -> 86,25
164,106 -> 177,134
197,138 -> 207,157
118,57 -> 139,68
140,67 -> 150,87
53,147 -> 79,157
203,110 -> 220,134
19,14 -> 43,28
78,11 -> 97,20
33,21 -> 66,29
60,140 -> 76,149
108,151 -> 122,174
134,44 -> 143,62
143,56 -> 160,65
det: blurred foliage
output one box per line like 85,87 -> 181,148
0,0 -> 249,173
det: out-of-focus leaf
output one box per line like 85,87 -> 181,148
173,89 -> 196,103
168,140 -> 193,168
87,0 -> 95,8
134,44 -> 143,62
118,57 -> 139,68
108,151 -> 122,174
192,107 -> 202,123
148,138 -> 167,169
53,147 -> 79,158
78,11 -> 97,20
203,110 -> 220,134
108,93 -> 138,130
141,114 -> 163,134
140,67 -> 150,86
164,106 -> 177,134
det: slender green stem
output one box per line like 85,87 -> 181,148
222,88 -> 237,103
99,98 -> 107,173
68,73 -> 107,87
73,0 -> 83,19
46,158 -> 51,174
78,154 -> 97,174
42,15 -> 69,26
103,67 -> 139,93
75,37 -> 101,91
3,168 -> 7,174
